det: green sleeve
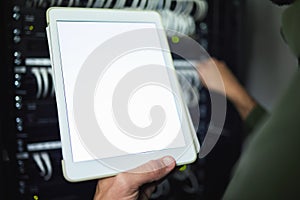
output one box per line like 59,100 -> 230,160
281,0 -> 300,58
223,1 -> 300,199
224,72 -> 300,200
222,72 -> 300,200
244,104 -> 268,136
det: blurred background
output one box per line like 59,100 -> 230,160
243,0 -> 297,111
0,0 -> 297,199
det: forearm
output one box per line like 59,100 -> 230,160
196,58 -> 259,121
227,84 -> 257,120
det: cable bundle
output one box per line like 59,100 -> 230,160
25,0 -> 208,35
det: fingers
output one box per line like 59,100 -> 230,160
139,185 -> 156,200
117,156 -> 176,189
143,185 -> 157,198
94,157 -> 175,200
133,156 -> 176,184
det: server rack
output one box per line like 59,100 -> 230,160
0,1 -> 245,199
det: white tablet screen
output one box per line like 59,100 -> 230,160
56,21 -> 186,162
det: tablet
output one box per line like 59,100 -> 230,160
46,7 -> 199,182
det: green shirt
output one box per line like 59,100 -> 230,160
244,104 -> 268,135
223,1 -> 300,199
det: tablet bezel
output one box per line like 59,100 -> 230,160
46,7 -> 199,182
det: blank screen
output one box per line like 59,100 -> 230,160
56,21 -> 186,162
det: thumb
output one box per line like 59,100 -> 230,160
122,156 -> 176,188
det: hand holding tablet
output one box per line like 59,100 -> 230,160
46,7 -> 199,182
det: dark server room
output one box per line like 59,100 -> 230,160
1,0 -> 299,199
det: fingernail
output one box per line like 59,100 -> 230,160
162,156 -> 174,167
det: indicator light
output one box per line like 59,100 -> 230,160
171,36 -> 180,44
179,165 -> 187,172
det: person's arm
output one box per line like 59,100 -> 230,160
196,58 -> 268,132
197,58 -> 257,120
243,103 -> 268,134
93,156 -> 175,200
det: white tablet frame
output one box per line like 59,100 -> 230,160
46,7 -> 199,182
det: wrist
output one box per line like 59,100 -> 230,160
228,86 -> 257,120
